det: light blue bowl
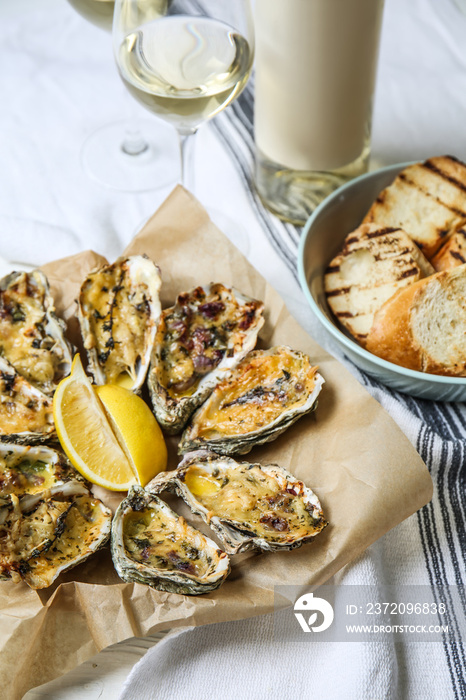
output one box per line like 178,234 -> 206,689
298,162 -> 466,402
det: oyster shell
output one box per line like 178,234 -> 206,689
179,346 -> 324,455
78,255 -> 162,392
111,485 -> 230,595
148,283 -> 264,434
0,270 -> 73,395
0,356 -> 55,443
0,442 -> 80,497
148,451 -> 328,555
0,480 -> 112,589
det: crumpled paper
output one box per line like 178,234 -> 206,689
1,187 -> 432,700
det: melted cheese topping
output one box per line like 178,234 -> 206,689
23,495 -> 109,589
0,452 -> 60,496
156,284 -> 262,399
0,273 -> 64,390
0,498 -> 71,577
81,264 -> 154,385
183,464 -> 322,542
123,507 -> 216,578
189,348 -> 318,439
0,371 -> 54,437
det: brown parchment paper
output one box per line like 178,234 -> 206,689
1,187 -> 433,700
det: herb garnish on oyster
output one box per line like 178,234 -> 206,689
78,255 -> 162,392
179,346 -> 324,455
148,451 -> 328,555
0,270 -> 73,395
111,485 -> 230,595
148,283 -> 264,434
0,442 -> 80,497
0,481 -> 112,589
0,356 -> 55,443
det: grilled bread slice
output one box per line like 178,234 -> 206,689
324,223 -> 434,346
431,225 -> 466,271
363,155 -> 466,260
366,264 -> 466,376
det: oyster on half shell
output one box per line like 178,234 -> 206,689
78,255 -> 162,392
179,346 -> 324,455
0,356 -> 55,444
0,270 -> 73,395
148,451 -> 328,555
111,485 -> 230,595
0,442 -> 80,497
0,480 -> 112,589
148,283 -> 264,434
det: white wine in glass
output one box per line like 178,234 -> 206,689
66,0 -> 115,30
113,0 -> 254,190
65,0 -> 179,191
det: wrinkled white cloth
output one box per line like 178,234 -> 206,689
2,0 -> 466,699
117,550 -> 445,700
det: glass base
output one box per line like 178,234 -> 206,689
254,144 -> 371,225
82,118 -> 180,192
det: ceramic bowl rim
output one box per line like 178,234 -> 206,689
297,162 -> 466,388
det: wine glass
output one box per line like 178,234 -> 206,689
65,0 -> 179,191
112,0 -> 254,196
66,0 -> 115,30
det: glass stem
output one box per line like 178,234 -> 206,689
178,129 -> 197,193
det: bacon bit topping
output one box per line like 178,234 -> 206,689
167,550 -> 196,574
259,515 -> 289,532
170,319 -> 188,340
190,326 -> 214,352
266,491 -> 294,511
141,546 -> 151,561
193,350 -> 223,374
198,301 -> 225,319
238,306 -> 256,330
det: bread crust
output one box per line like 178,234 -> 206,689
431,225 -> 466,271
366,266 -> 466,376
365,281 -> 426,371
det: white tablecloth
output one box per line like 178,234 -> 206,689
3,0 -> 466,698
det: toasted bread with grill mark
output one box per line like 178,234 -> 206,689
431,225 -> 466,271
324,223 -> 434,346
366,264 -> 466,376
363,155 -> 466,260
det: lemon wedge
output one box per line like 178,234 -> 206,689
53,355 -> 167,491
95,383 -> 167,487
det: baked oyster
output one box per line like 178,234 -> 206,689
0,443 -> 79,497
179,346 -> 324,455
0,270 -> 73,395
111,485 -> 230,595
148,451 -> 327,555
78,255 -> 162,392
0,356 -> 55,443
148,283 -> 264,434
0,480 -> 112,589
